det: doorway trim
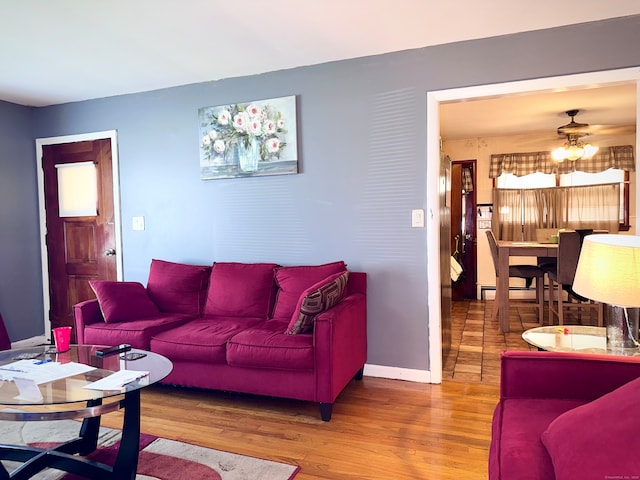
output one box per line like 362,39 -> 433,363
427,66 -> 640,383
35,130 -> 123,338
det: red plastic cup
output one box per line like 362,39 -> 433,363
52,326 -> 72,353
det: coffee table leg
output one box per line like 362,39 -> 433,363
112,389 -> 141,480
78,398 -> 102,455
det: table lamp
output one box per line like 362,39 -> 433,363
573,234 -> 640,350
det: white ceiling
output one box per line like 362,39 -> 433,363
1,1 -> 639,139
440,83 -> 638,141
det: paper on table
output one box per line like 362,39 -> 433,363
13,377 -> 44,401
83,370 -> 149,391
0,360 -> 95,385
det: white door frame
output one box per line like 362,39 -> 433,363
35,130 -> 123,339
427,67 -> 640,383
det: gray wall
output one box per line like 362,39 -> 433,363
0,101 -> 43,341
2,16 -> 639,370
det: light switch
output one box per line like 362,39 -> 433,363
411,209 -> 425,228
132,216 -> 145,231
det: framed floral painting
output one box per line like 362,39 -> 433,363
198,95 -> 298,180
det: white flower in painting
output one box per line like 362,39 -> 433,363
246,104 -> 261,118
233,112 -> 249,132
208,130 -> 217,140
266,137 -> 280,153
202,135 -> 211,146
263,120 -> 276,135
213,139 -> 226,153
277,119 -> 285,129
217,110 -> 231,125
249,120 -> 262,136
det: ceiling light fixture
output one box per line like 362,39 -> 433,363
552,134 -> 599,162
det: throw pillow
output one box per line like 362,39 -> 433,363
272,261 -> 346,319
204,262 -> 279,318
287,271 -> 349,335
89,280 -> 159,324
541,375 -> 640,480
146,259 -> 212,315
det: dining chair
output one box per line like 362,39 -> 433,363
546,230 -> 604,326
486,230 -> 545,325
0,312 -> 11,350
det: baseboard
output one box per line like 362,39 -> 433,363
363,363 -> 432,383
11,335 -> 48,349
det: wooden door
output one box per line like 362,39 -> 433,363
451,160 -> 477,300
42,139 -> 117,332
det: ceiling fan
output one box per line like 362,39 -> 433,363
556,109 -> 591,137
552,109 -> 598,161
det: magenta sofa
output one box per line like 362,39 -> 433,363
490,350 -> 640,480
74,259 -> 367,421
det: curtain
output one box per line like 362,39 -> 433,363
489,145 -> 635,178
491,189 -> 524,241
492,183 -> 620,240
462,166 -> 474,193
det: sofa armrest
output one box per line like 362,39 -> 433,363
313,292 -> 367,403
500,350 -> 640,402
73,299 -> 104,345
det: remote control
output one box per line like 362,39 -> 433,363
122,352 -> 147,361
95,344 -> 132,357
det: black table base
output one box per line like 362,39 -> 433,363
0,389 -> 140,480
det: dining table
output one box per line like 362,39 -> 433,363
496,240 -> 558,333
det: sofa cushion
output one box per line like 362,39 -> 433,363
227,320 -> 314,371
83,313 -> 194,349
272,261 -> 346,320
89,280 -> 159,324
146,259 -> 211,315
204,262 -> 278,318
541,376 -> 640,480
150,316 -> 264,363
493,398 -> 584,480
287,271 -> 349,335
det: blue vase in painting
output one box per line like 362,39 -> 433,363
238,137 -> 260,173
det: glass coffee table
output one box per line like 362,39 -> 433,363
0,345 -> 172,479
522,325 -> 640,356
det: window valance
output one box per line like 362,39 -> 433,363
489,145 -> 635,178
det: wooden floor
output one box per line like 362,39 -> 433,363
98,298 -> 588,479
102,377 -> 499,480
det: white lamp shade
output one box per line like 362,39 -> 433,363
573,234 -> 640,308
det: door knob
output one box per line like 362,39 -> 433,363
104,248 -> 116,256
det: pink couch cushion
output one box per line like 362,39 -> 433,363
227,320 -> 314,371
146,259 -> 211,315
89,280 -> 159,324
272,261 -> 346,320
150,316 -> 263,363
493,398 -> 584,480
83,313 -> 193,349
287,271 -> 349,334
205,262 -> 278,318
541,376 -> 640,480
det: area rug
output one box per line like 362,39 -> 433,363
0,419 -> 299,480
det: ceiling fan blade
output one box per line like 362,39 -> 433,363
588,124 -> 636,135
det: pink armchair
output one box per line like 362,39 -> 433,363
0,312 -> 10,350
490,350 -> 640,479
